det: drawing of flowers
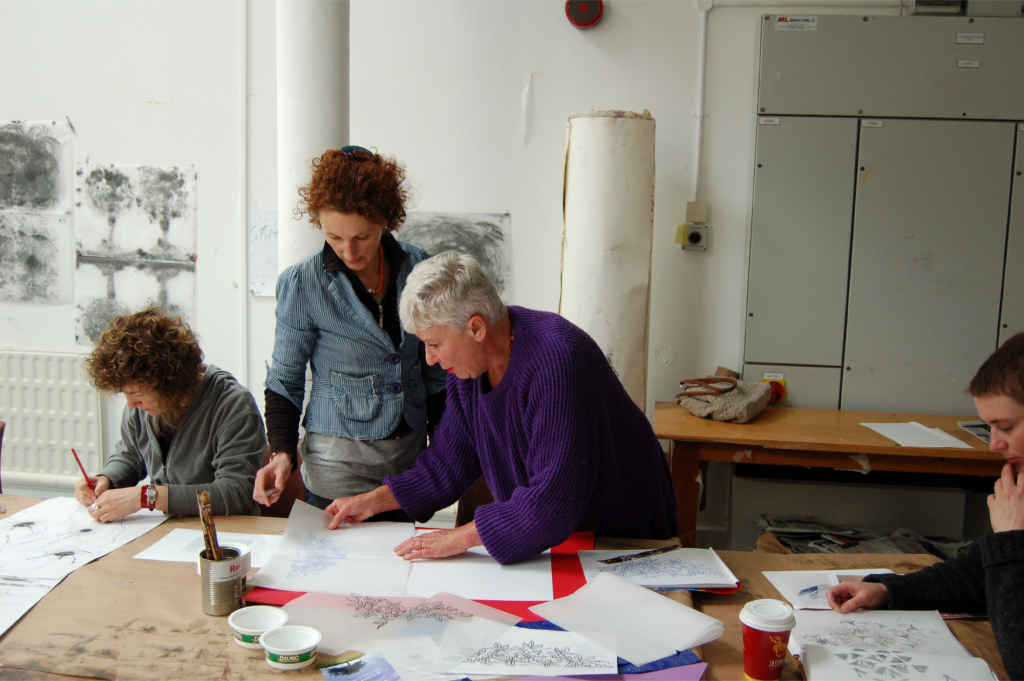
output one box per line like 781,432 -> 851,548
286,534 -> 347,578
598,556 -> 723,580
462,640 -> 608,669
403,602 -> 473,622
346,594 -> 409,628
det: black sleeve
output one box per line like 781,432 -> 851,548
425,389 -> 448,438
864,540 -> 989,615
264,388 -> 301,472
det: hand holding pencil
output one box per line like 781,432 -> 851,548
72,448 -> 110,506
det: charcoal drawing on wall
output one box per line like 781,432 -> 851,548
397,213 -> 511,298
73,162 -> 197,345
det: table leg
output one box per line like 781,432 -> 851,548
670,439 -> 700,547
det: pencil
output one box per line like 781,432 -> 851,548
71,448 -> 96,494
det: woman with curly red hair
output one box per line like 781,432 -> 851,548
75,307 -> 267,520
254,147 -> 447,520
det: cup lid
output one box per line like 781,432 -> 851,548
739,599 -> 796,632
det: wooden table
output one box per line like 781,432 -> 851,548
653,402 -> 1006,546
0,496 -> 1007,680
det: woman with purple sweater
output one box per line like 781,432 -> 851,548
324,251 -> 678,564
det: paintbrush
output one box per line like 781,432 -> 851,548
70,448 -> 96,494
201,491 -> 222,561
197,488 -> 217,560
597,544 -> 684,565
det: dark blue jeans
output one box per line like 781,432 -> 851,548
304,489 -> 415,524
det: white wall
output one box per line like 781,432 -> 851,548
0,0 -> 249,470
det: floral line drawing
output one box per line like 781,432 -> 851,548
801,618 -> 938,653
462,640 -> 608,669
286,534 -> 347,579
346,595 -> 409,628
403,602 -> 473,623
598,556 -> 724,580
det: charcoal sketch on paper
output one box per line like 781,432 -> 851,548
599,556 -> 724,580
0,120 -> 74,215
73,162 -> 197,345
75,162 -> 196,262
397,213 -> 510,297
0,213 -> 73,304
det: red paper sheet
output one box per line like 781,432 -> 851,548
244,530 -> 596,617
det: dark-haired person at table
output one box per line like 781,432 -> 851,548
74,307 -> 267,521
320,251 -> 678,565
253,147 -> 447,518
827,332 -> 1024,680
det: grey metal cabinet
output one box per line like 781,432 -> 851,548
1000,124 -> 1024,346
745,116 -> 858,368
742,363 -> 842,410
841,119 -> 1015,414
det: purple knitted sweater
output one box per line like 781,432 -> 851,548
384,306 -> 678,565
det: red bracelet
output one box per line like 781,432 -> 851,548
141,485 -> 149,510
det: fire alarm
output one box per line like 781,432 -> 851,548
566,0 -> 604,29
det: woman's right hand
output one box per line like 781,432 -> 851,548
254,453 -> 291,506
75,475 -> 110,506
826,580 -> 891,613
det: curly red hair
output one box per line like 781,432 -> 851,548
86,307 -> 204,430
297,149 -> 409,232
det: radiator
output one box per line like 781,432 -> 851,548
0,351 -> 103,491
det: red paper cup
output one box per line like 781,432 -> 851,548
739,599 -> 796,681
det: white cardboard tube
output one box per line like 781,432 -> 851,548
276,0 -> 349,272
560,110 -> 656,410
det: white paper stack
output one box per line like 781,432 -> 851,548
530,572 -> 724,666
579,547 -> 739,590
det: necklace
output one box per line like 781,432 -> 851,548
365,244 -> 385,295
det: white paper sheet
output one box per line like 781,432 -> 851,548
762,569 -> 894,610
132,528 -> 281,568
789,610 -> 970,658
0,496 -> 168,580
449,626 -> 618,676
0,575 -> 62,638
407,529 -> 553,601
353,593 -> 519,673
579,548 -> 738,590
247,208 -> 278,297
802,644 -> 996,681
530,572 -> 724,666
246,500 -> 415,595
862,423 -> 972,449
284,593 -> 426,656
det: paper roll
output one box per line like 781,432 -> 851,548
560,110 -> 656,410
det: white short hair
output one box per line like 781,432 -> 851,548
400,251 -> 506,333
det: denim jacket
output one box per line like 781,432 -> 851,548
265,240 -> 447,441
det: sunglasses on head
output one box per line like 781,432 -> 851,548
341,145 -> 374,161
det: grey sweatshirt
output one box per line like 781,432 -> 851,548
101,365 -> 267,516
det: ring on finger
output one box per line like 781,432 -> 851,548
89,503 -> 99,512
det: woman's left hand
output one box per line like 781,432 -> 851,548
989,463 -> 1024,533
394,522 -> 482,561
88,487 -> 143,523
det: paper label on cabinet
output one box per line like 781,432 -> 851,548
956,32 -> 984,44
763,372 -> 784,380
862,120 -> 883,128
957,60 -> 980,68
759,117 -> 781,125
775,16 -> 817,31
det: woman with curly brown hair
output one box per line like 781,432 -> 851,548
75,307 -> 268,521
254,147 -> 447,520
